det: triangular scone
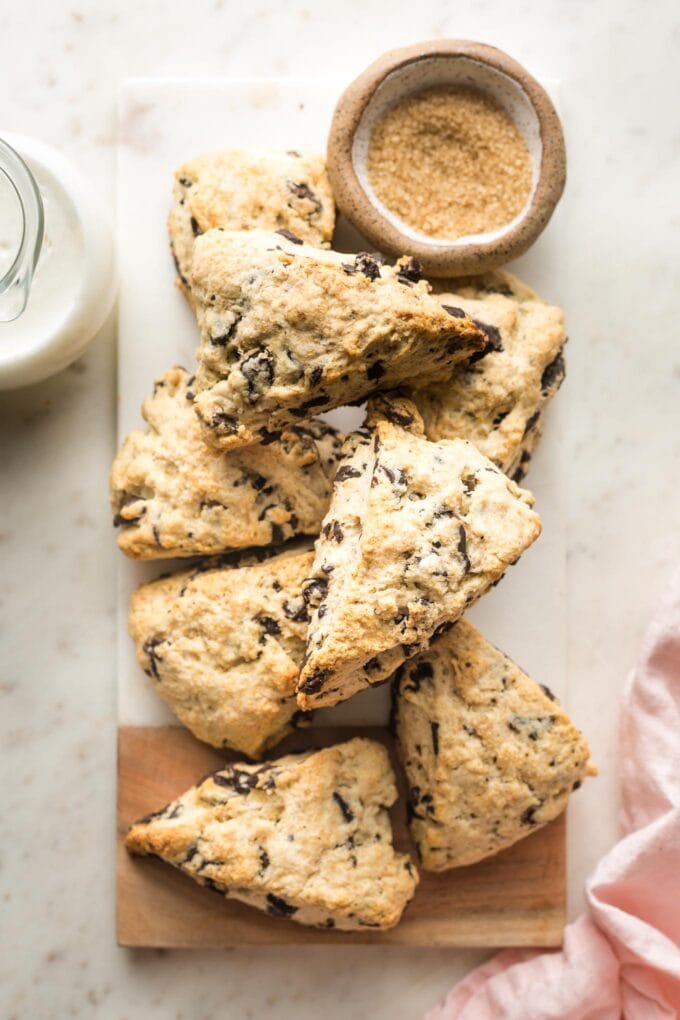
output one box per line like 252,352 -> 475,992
126,738 -> 419,930
412,270 -> 566,481
296,417 -> 542,710
189,230 -> 485,449
110,367 -> 343,559
393,619 -> 593,869
168,148 -> 335,289
129,544 -> 314,758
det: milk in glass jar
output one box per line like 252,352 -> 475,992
0,134 -> 116,388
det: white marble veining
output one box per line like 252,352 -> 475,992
1,2 -> 680,1018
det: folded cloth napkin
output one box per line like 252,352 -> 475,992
425,568 -> 680,1020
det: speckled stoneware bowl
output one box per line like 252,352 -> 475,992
327,40 -> 566,277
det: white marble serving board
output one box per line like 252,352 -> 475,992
116,77 -> 566,729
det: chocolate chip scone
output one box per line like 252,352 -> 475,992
126,738 -> 418,930
393,619 -> 593,870
110,367 -> 342,559
412,270 -> 566,481
128,544 -> 314,758
297,414 -> 542,710
169,148 -> 335,288
189,230 -> 485,449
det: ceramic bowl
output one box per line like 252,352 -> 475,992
327,40 -> 566,277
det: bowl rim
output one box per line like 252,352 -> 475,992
326,39 -> 566,276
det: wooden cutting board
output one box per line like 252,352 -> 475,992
117,725 -> 565,948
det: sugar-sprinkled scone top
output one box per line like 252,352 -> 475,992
412,270 -> 566,481
169,148 -> 335,288
393,619 -> 593,870
296,413 -> 542,710
128,544 -> 314,759
189,229 -> 485,450
126,737 -> 418,930
110,367 -> 343,559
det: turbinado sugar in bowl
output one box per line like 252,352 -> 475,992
367,85 -> 533,240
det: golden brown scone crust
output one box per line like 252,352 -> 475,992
413,270 -> 566,481
189,230 -> 485,449
169,148 -> 335,287
128,545 -> 314,758
297,415 -> 542,710
394,618 -> 592,869
110,367 -> 343,559
126,738 -> 418,930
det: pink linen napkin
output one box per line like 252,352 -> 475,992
425,568 -> 680,1020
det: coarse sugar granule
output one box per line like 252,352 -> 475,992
367,86 -> 533,240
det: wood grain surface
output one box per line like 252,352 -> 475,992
118,725 -> 566,948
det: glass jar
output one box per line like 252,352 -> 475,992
0,134 -> 117,389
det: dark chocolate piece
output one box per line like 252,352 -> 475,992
332,791 -> 354,823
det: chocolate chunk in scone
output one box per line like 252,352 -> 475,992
189,229 -> 485,450
128,543 -> 315,758
412,269 -> 566,482
110,367 -> 342,560
296,410 -> 542,710
364,390 -> 426,435
169,148 -> 335,290
126,738 -> 418,930
393,618 -> 594,870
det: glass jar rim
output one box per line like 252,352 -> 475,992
0,136 -> 44,321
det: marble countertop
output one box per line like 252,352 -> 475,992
2,2 -> 679,1017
